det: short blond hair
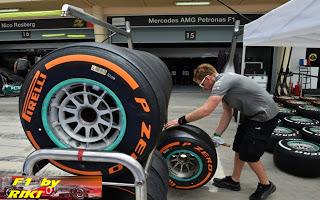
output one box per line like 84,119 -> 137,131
193,63 -> 218,82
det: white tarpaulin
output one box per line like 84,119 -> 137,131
243,0 -> 320,47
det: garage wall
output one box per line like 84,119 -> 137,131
289,47 -> 319,89
0,29 -> 94,41
111,26 -> 241,44
108,14 -> 262,44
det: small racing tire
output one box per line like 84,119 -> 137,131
157,125 -> 217,190
266,126 -> 301,153
283,116 -> 319,130
296,105 -> 320,120
273,139 -> 320,177
301,126 -> 320,143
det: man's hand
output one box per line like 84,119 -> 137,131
211,135 -> 230,147
212,135 -> 225,147
163,119 -> 179,130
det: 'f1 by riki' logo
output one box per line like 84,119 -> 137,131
7,177 -> 60,199
21,71 -> 47,123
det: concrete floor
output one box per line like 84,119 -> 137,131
0,86 -> 319,200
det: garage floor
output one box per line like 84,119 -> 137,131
0,86 -> 319,200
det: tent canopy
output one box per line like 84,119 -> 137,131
243,0 -> 320,47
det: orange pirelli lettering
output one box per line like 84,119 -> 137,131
108,164 -> 123,175
159,141 -> 180,153
135,139 -> 147,155
194,146 -> 203,152
21,71 -> 47,123
134,97 -> 150,113
44,54 -> 139,90
182,142 -> 191,146
141,122 -> 151,139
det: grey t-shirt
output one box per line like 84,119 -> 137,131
211,73 -> 278,122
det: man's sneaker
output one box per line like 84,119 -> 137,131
212,176 -> 241,191
249,181 -> 276,200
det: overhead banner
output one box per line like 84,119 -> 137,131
108,14 -> 262,27
0,18 -> 93,31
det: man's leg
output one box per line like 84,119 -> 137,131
248,160 -> 269,184
231,152 -> 245,182
212,152 -> 242,191
248,159 -> 276,200
212,121 -> 246,191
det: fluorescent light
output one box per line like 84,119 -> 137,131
0,10 -> 61,19
175,1 -> 211,6
42,34 -> 66,38
0,8 -> 20,13
67,34 -> 86,38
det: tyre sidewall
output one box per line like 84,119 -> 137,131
274,139 -> 320,177
158,135 -> 217,190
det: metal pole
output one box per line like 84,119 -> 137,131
61,4 -> 129,37
23,149 -> 147,200
222,20 -> 240,73
126,21 -> 134,49
237,45 -> 247,125
240,46 -> 246,76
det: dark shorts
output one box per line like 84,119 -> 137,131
232,116 -> 277,162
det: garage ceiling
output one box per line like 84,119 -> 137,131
0,0 -> 289,12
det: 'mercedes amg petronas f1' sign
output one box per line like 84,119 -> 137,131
109,14 -> 262,27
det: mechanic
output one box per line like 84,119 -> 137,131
164,63 -> 278,200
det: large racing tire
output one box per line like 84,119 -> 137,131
19,43 -> 171,177
283,99 -> 310,109
273,139 -> 320,177
137,51 -> 172,105
120,49 -> 171,124
283,116 -> 319,130
266,126 -> 301,153
296,105 -> 320,120
103,150 -> 168,200
138,51 -> 172,123
301,126 -> 320,143
157,125 -> 217,190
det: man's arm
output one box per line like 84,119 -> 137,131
214,101 -> 233,136
185,95 -> 223,122
164,95 -> 223,129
